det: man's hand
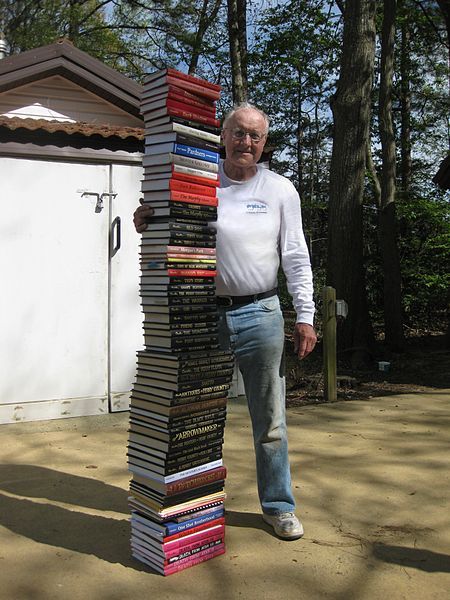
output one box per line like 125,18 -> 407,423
133,199 -> 154,233
293,323 -> 317,360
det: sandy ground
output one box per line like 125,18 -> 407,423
0,389 -> 449,600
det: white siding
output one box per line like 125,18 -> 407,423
0,75 -> 142,127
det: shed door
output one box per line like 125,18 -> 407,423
109,163 -> 144,411
0,158 -> 109,422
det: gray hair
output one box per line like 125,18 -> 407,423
222,102 -> 270,134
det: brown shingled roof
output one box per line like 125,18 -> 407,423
0,115 -> 144,141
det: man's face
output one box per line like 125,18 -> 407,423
221,109 -> 267,171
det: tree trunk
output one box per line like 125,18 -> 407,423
327,0 -> 377,364
378,0 -> 404,350
399,0 -> 412,194
188,0 -> 222,75
227,0 -> 248,103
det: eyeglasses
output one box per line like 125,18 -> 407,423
226,129 -> 267,143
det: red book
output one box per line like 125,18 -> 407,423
142,83 -> 216,107
143,102 -> 220,128
169,179 -> 217,197
164,517 -> 225,543
171,169 -> 220,188
143,190 -> 218,207
164,534 -> 224,562
168,91 -> 216,115
163,524 -> 225,553
132,542 -> 225,575
144,67 -> 220,93
142,95 -> 217,118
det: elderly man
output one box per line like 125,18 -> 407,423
134,103 -> 316,540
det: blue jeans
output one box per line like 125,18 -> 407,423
218,294 -> 296,515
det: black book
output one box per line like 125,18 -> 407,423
141,261 -> 216,272
143,334 -> 219,350
142,219 -> 216,234
141,297 -> 216,309
129,437 -> 224,464
127,448 -> 223,475
141,239 -> 216,250
145,132 -> 219,154
129,423 -> 227,451
140,230 -> 216,243
129,396 -> 228,420
140,296 -> 217,307
139,290 -> 216,298
134,372 -> 231,393
146,204 -> 217,221
136,348 -> 233,368
127,429 -> 224,456
135,367 -> 233,387
132,381 -> 230,401
142,326 -> 219,341
129,481 -> 224,508
139,282 -> 216,293
135,361 -> 234,381
130,406 -> 227,430
130,385 -> 229,407
140,319 -> 219,332
141,312 -> 218,325
144,114 -> 220,135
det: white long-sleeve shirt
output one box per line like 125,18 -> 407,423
214,162 -> 315,325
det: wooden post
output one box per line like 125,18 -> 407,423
323,286 -> 337,402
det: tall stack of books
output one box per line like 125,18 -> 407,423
128,68 -> 234,576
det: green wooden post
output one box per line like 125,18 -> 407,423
323,286 -> 337,402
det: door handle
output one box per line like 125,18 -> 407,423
110,216 -> 121,257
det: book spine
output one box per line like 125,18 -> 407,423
164,517 -> 225,541
169,121 -> 221,144
172,163 -> 219,182
169,179 -> 217,198
165,466 -> 227,495
166,245 -> 216,255
164,508 -> 224,534
166,84 -> 216,106
168,268 -> 216,277
173,142 -> 219,164
165,74 -> 220,100
166,92 -> 217,114
164,532 -> 224,560
172,153 -> 219,173
171,169 -> 220,188
144,190 -> 218,207
165,68 -> 221,92
163,544 -> 225,574
129,459 -> 223,484
165,104 -> 220,128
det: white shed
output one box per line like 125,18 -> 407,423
0,40 -> 145,423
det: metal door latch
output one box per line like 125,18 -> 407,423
79,191 -> 117,213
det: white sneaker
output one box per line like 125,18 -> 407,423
262,512 -> 304,540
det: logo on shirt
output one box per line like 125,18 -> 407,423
246,201 -> 267,213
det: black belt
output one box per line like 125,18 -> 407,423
216,288 -> 278,307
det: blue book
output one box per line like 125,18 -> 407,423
145,141 -> 219,164
174,143 -> 219,164
130,506 -> 225,537
164,507 -> 225,534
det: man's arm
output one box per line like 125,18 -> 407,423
279,182 -> 317,360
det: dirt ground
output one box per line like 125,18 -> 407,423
1,385 -> 449,600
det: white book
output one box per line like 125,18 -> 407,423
128,458 -> 223,484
